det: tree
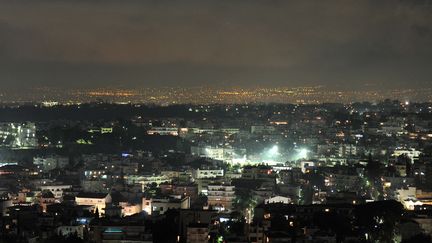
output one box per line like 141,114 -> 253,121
366,153 -> 381,180
365,154 -> 384,200
313,211 -> 352,242
398,154 -> 412,177
355,200 -> 403,243
402,233 -> 432,243
94,208 -> 99,219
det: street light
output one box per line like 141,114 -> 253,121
298,148 -> 309,159
269,145 -> 279,155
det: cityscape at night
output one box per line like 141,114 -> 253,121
1,86 -> 432,105
1,0 -> 432,243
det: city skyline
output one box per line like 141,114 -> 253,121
1,86 -> 432,104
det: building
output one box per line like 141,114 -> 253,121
178,209 -> 218,241
127,174 -> 171,190
75,192 -> 112,216
187,223 -> 209,243
251,125 -> 276,135
160,182 -> 198,201
147,127 -> 179,136
191,146 -> 246,164
91,217 -> 152,243
242,165 -> 275,181
392,148 -> 421,163
0,194 -> 13,216
192,168 -> 224,179
33,155 -> 69,171
206,184 -> 235,212
265,196 -> 291,204
0,122 -> 37,149
38,191 -> 56,212
248,223 -> 266,243
142,196 -> 190,215
39,184 -> 72,199
56,225 -> 85,239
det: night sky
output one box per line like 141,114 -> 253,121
0,0 -> 431,89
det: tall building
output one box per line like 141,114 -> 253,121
206,183 -> 235,212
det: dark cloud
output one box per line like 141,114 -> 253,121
0,0 -> 431,89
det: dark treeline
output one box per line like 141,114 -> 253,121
0,104 -> 195,121
0,103 -> 296,122
1,101 -> 432,122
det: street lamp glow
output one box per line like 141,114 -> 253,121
298,148 -> 309,159
269,145 -> 279,155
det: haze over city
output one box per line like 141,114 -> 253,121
0,0 -> 431,92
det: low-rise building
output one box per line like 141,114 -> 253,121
142,196 -> 190,215
39,184 -> 72,199
187,223 -> 209,243
33,155 -> 69,172
75,192 -> 112,216
56,225 -> 85,239
192,168 -> 224,179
